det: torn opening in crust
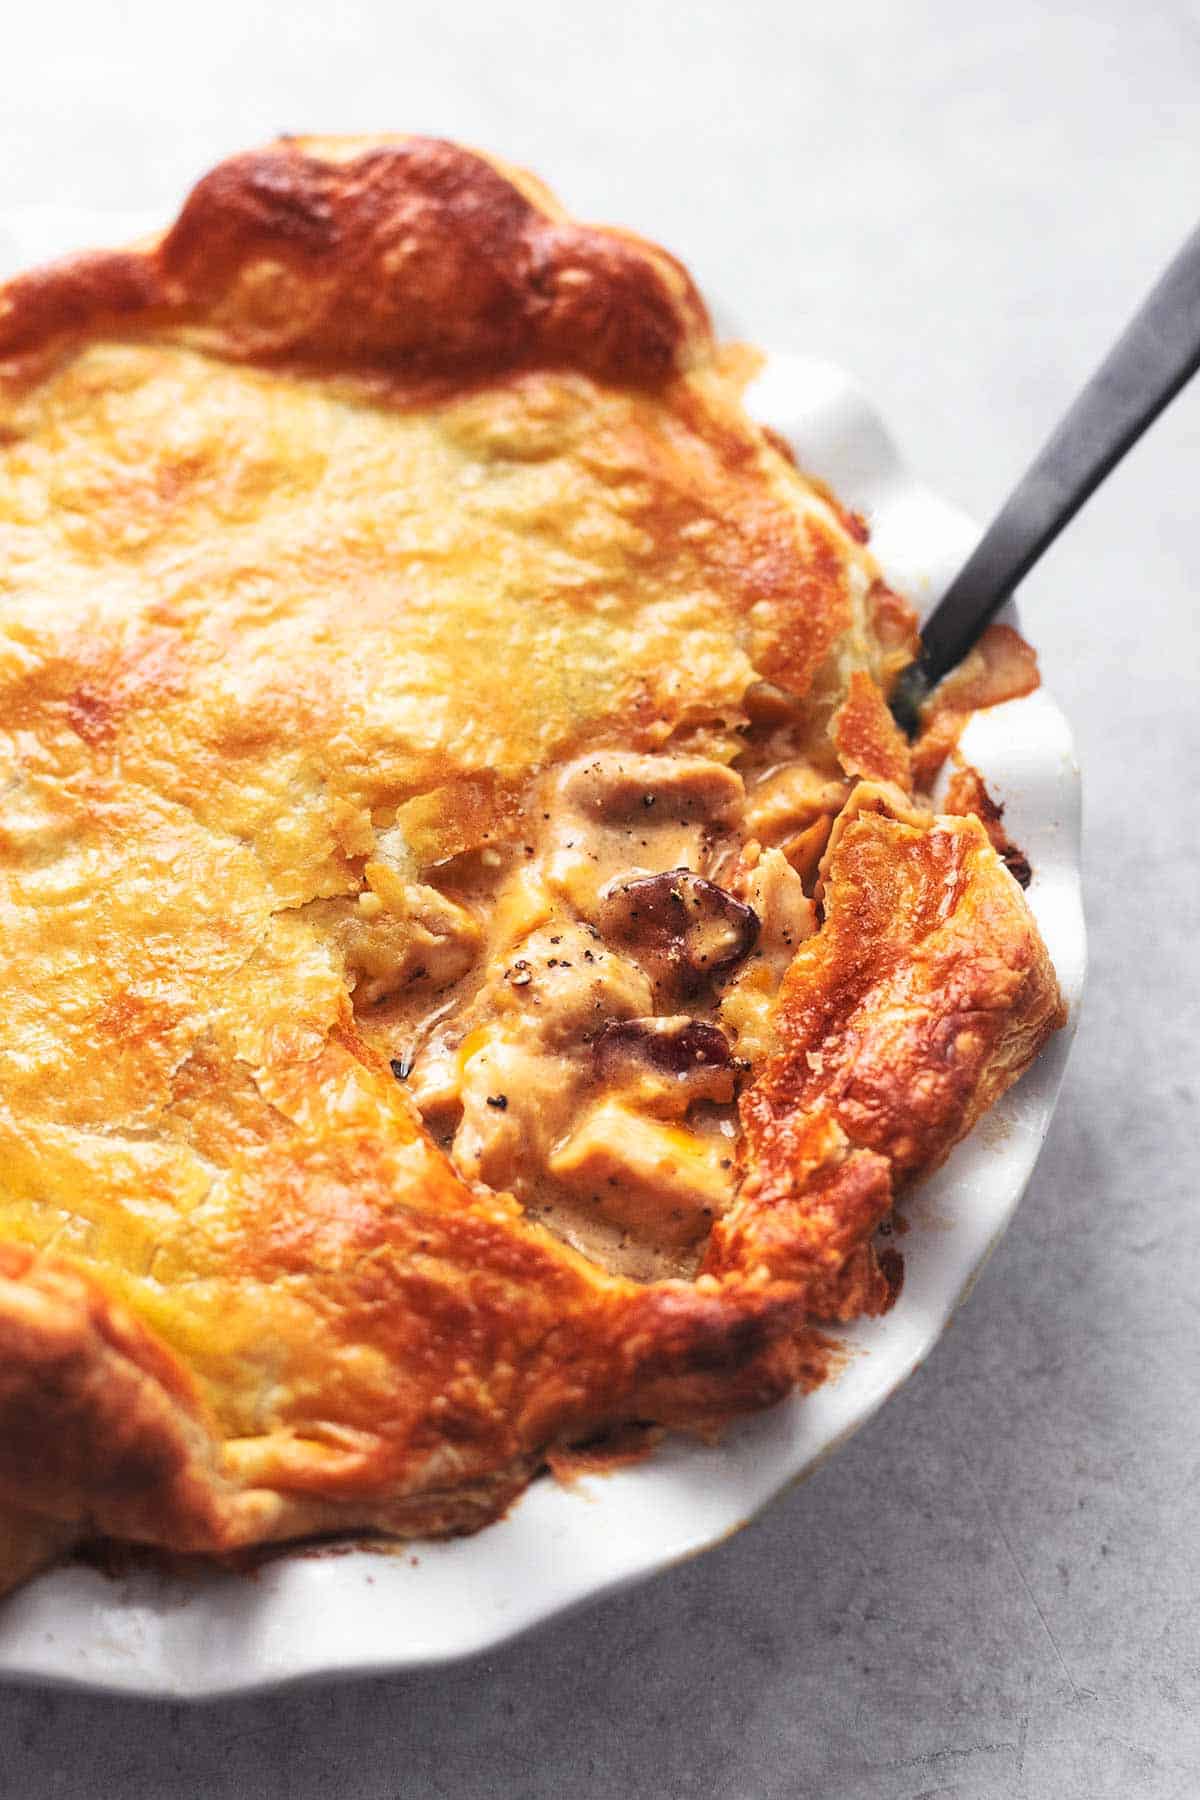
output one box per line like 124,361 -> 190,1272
334,669 -> 1054,1291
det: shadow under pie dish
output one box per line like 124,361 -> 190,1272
0,136 -> 1067,1599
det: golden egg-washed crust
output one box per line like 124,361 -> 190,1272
831,669 -> 913,788
0,138 -> 1062,1586
707,788 -> 1067,1308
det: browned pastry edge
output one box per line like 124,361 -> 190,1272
705,792 -> 1067,1314
0,1237 -> 817,1562
0,134 -> 710,387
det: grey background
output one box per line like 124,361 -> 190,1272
1,0 -> 1198,1794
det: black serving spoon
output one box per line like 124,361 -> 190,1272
889,220 -> 1200,736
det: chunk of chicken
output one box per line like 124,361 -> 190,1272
313,878 -> 482,1007
557,751 -> 745,831
545,751 -> 745,916
484,923 -> 654,1049
719,846 -> 818,1066
453,1036 -> 567,1193
731,845 -> 816,975
549,1101 -> 736,1246
449,922 -> 653,1197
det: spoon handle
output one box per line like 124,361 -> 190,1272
912,218 -> 1200,695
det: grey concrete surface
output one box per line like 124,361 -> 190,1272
1,1 -> 1198,1794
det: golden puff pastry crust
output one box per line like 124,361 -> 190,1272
0,137 -> 1065,1587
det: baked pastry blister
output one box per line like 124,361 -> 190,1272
0,138 -> 1065,1594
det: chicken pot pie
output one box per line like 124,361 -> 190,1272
0,137 -> 1065,1592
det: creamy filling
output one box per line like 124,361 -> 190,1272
341,735 -> 850,1281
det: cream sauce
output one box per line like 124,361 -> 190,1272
347,741 -> 827,1281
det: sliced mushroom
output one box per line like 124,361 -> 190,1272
599,869 -> 759,997
593,1016 -> 736,1110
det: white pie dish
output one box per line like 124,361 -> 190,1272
0,212 -> 1085,1698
